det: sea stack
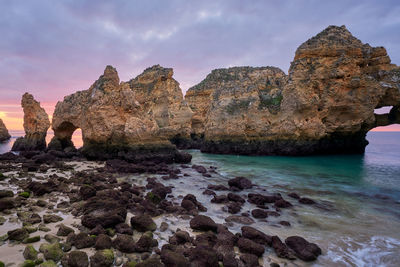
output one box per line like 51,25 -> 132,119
12,93 -> 50,151
50,65 -> 192,162
186,25 -> 400,155
0,118 -> 11,142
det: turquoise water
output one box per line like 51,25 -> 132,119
185,132 -> 400,266
1,131 -> 399,265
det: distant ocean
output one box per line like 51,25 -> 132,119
1,131 -> 399,265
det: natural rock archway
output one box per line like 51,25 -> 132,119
185,25 -> 400,155
50,65 -> 193,162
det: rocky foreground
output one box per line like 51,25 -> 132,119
0,151 -> 324,266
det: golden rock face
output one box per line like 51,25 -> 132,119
11,93 -> 50,151
51,65 -> 193,150
50,25 -> 400,155
186,25 -> 400,155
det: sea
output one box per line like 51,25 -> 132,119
1,130 -> 399,266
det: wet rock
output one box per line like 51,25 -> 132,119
195,232 -> 217,247
90,249 -> 114,267
21,260 -> 35,267
251,209 -> 269,219
36,199 -> 47,207
225,202 -> 242,214
0,197 -> 15,211
81,198 -> 127,229
211,195 -> 229,203
0,190 -> 13,198
62,251 -> 89,267
207,184 -> 229,191
288,192 -> 300,199
89,225 -> 106,236
28,181 -> 57,196
57,224 -> 74,236
202,189 -> 216,196
160,222 -> 169,232
285,236 -> 321,261
72,233 -> 96,249
18,212 -> 42,225
192,164 -> 207,173
95,234 -> 112,250
40,261 -> 58,267
113,234 -> 136,253
279,221 -> 291,226
39,242 -> 64,262
8,228 -> 29,241
23,245 -> 38,260
222,251 -> 238,267
161,247 -> 190,267
247,193 -> 281,205
135,257 -> 164,267
241,226 -> 272,246
299,197 -> 316,205
228,177 -> 252,190
271,236 -> 296,260
169,230 -> 192,245
115,223 -> 133,235
274,199 -> 292,208
189,244 -> 219,267
22,235 -> 41,243
43,214 -> 63,224
190,215 -> 218,232
227,193 -> 245,203
130,214 -> 157,232
45,234 -> 61,243
225,215 -> 255,225
79,185 -> 96,200
181,199 -> 196,211
240,253 -> 260,267
135,232 -> 158,252
237,238 -> 265,257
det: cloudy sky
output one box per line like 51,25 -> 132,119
0,0 -> 399,130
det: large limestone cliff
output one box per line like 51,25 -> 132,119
12,93 -> 50,151
50,65 -> 192,162
186,25 -> 400,155
0,119 -> 10,142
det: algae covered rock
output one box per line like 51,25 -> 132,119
39,242 -> 64,262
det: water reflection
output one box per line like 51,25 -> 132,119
0,129 -> 83,154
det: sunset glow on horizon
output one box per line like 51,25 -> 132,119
1,1 -> 399,132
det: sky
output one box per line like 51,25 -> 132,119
0,0 -> 399,131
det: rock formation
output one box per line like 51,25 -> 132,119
50,65 -> 192,162
185,25 -> 400,155
0,119 -> 11,142
12,93 -> 50,151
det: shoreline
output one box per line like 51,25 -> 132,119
0,152 -> 325,266
0,145 -> 400,266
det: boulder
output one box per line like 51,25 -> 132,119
130,214 -> 156,232
285,236 -> 322,261
90,249 -> 114,267
190,215 -> 218,232
62,251 -> 89,267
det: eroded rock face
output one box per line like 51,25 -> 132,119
0,119 -> 11,142
50,65 -> 192,162
186,25 -> 400,155
12,93 -> 50,151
